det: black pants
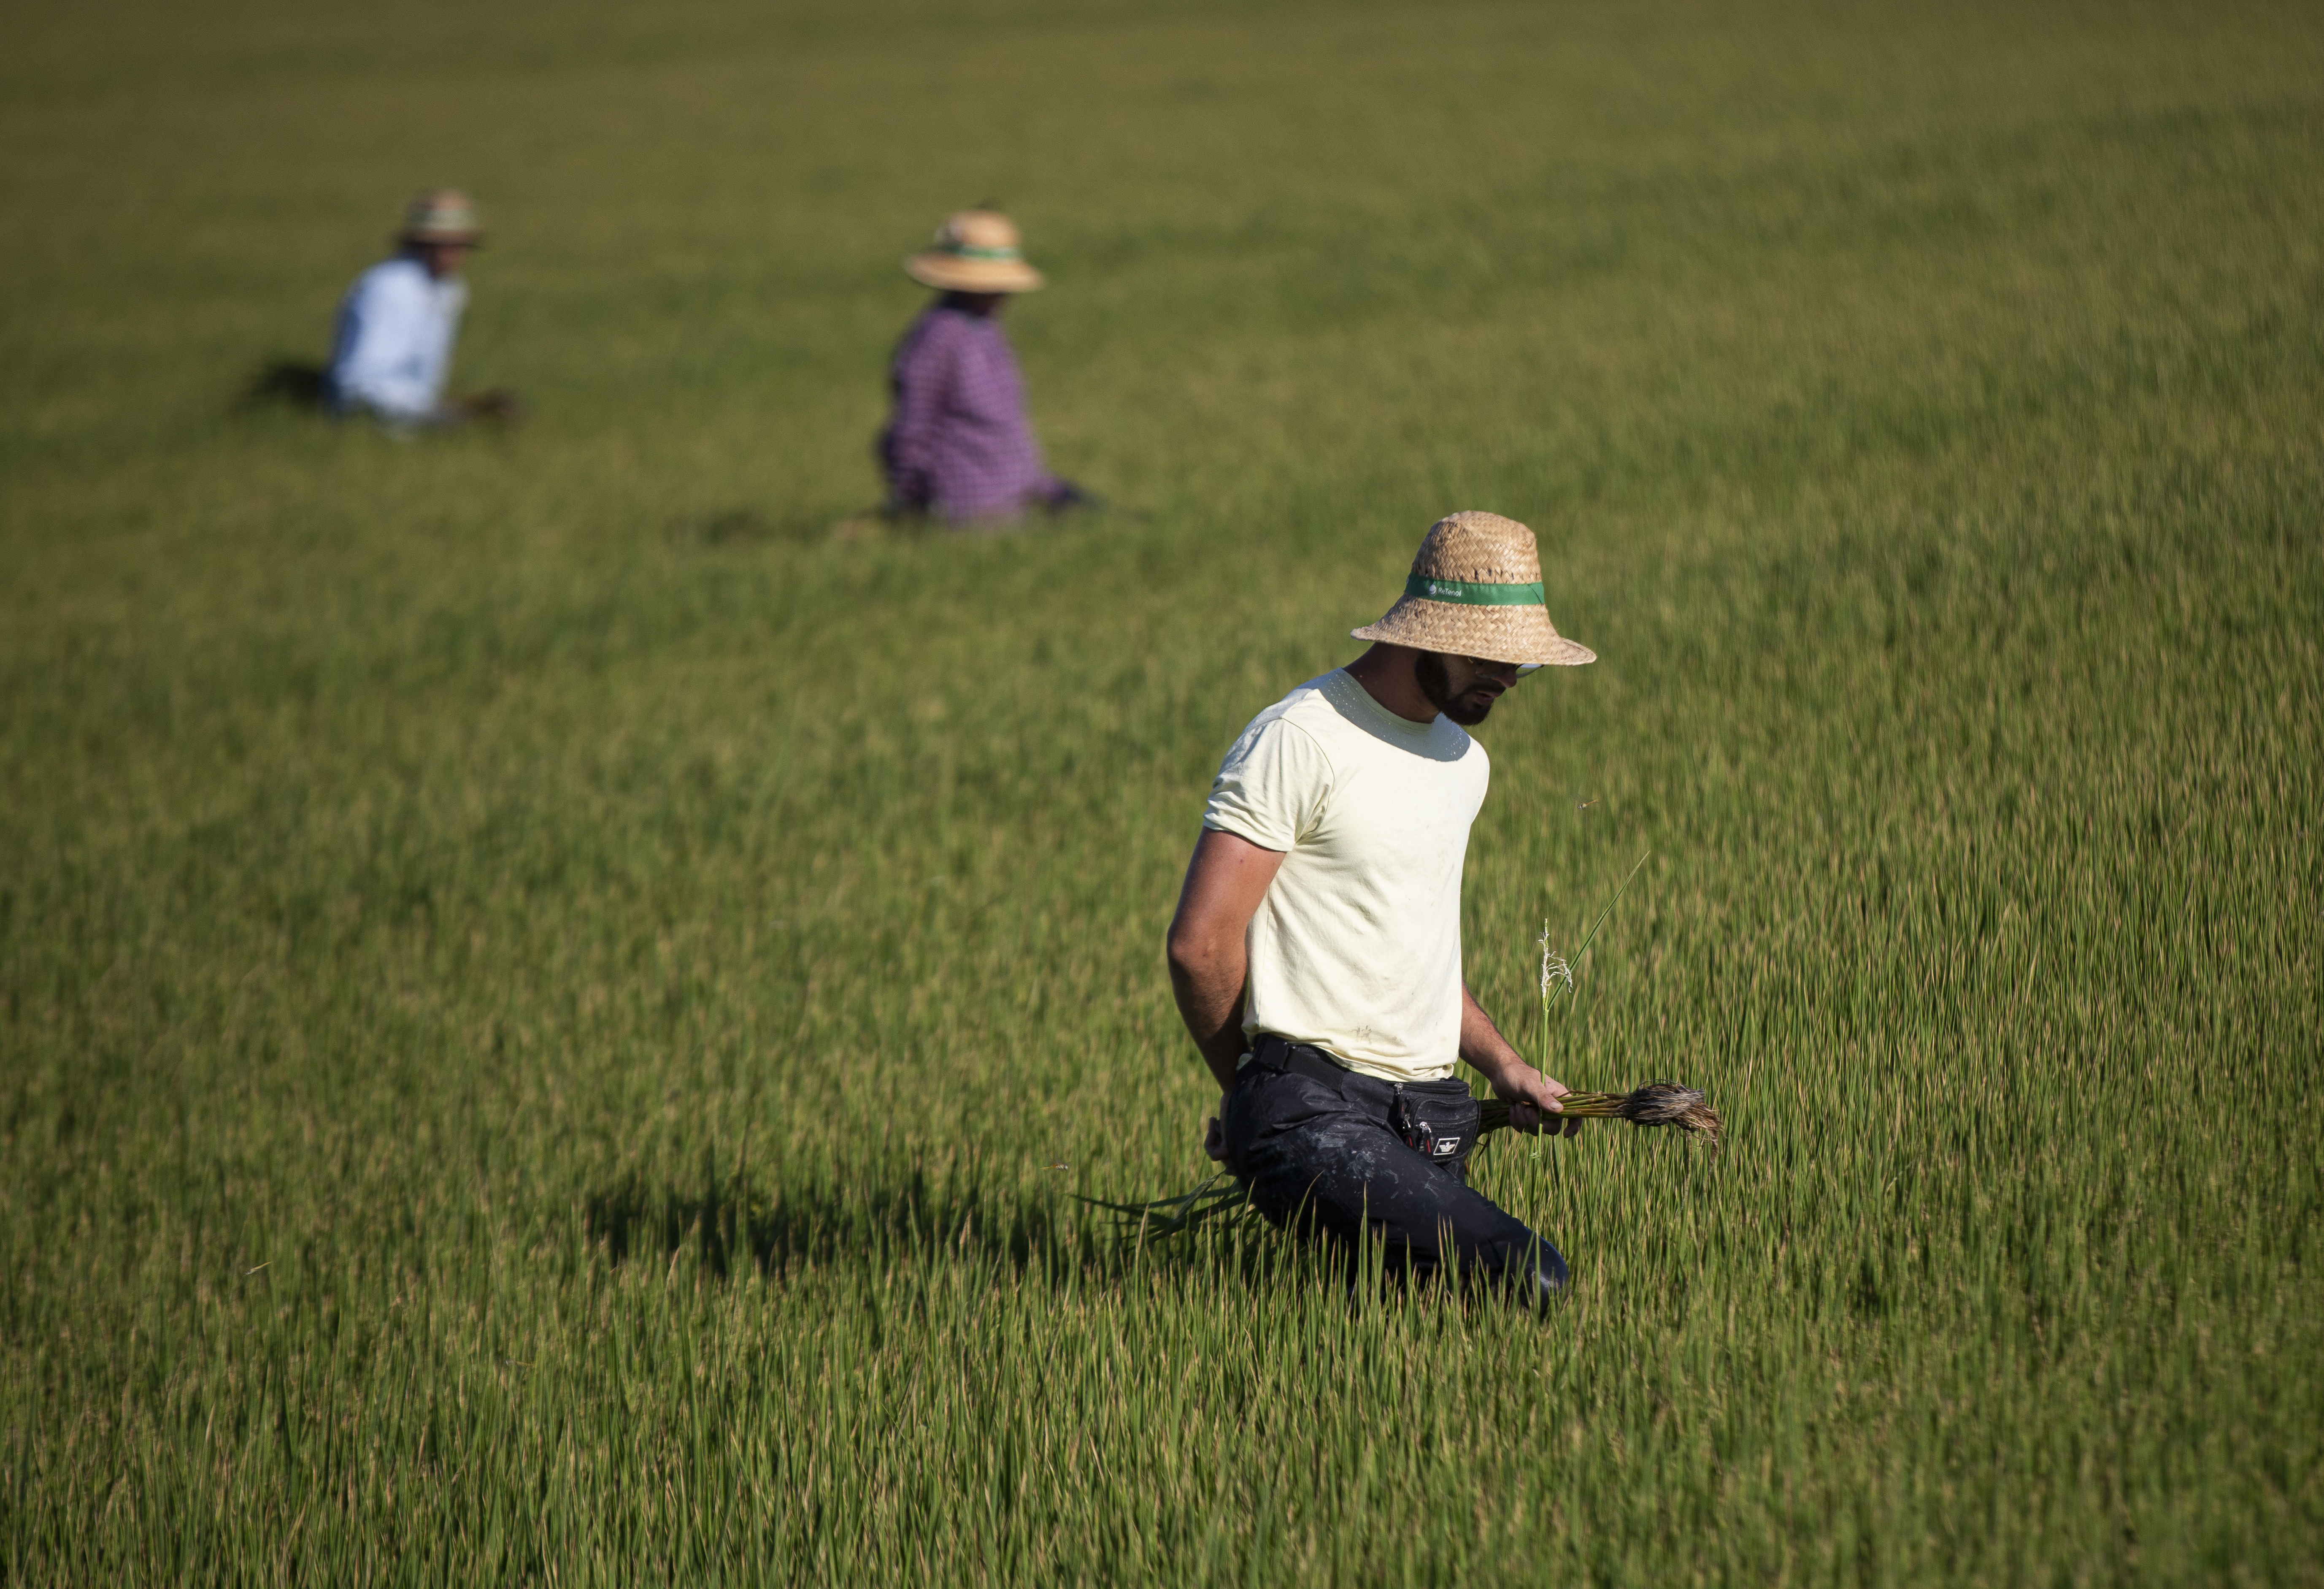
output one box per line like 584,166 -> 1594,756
1220,1037 -> 1567,1305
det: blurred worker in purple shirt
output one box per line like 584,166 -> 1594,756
877,210 -> 1091,525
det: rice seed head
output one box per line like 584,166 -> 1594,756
1617,1082 -> 1702,1126
1616,1081 -> 1724,1143
1537,922 -> 1573,1004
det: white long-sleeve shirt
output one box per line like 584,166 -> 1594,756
326,255 -> 468,420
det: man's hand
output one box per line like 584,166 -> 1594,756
1202,1104 -> 1227,1163
1459,984 -> 1583,1137
1482,1058 -> 1583,1138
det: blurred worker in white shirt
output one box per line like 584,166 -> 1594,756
327,190 -> 519,428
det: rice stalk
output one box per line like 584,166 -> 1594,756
1538,849 -> 1651,1048
1076,1175 -> 1257,1241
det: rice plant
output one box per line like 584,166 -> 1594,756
3,0 -> 2320,1581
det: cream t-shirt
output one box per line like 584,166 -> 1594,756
1202,668 -> 1489,1083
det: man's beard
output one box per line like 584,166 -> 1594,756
1414,652 -> 1500,726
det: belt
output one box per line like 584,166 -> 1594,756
1247,1034 -> 1356,1088
1246,1034 -> 1478,1162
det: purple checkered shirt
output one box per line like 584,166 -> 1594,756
878,304 -> 1060,521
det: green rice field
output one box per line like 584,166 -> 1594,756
4,0 -> 2321,1581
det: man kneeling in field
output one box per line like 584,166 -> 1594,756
875,209 -> 1090,525
1166,512 -> 1595,1306
325,190 -> 520,429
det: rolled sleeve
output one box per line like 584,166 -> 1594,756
1203,717 -> 1334,852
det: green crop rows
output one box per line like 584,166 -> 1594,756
3,0 -> 2319,1581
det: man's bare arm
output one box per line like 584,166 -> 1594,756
1459,984 -> 1581,1137
1165,828 -> 1285,1092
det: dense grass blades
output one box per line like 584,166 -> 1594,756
4,0 -> 2322,1583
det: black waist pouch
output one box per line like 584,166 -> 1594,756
1391,1083 -> 1482,1173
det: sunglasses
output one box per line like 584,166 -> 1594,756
1457,655 -> 1542,679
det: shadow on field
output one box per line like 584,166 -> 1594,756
583,1166 -> 1082,1279
241,357 -> 330,411
669,501 -> 1136,549
582,1166 -> 1308,1289
668,506 -> 852,548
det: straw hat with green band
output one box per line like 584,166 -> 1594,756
401,188 -> 482,245
905,209 -> 1046,293
1351,511 -> 1597,667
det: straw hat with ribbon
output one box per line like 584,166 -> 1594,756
1351,511 -> 1596,668
402,189 -> 483,246
905,209 -> 1045,294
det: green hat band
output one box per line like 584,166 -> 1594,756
940,243 -> 1022,261
1403,574 -> 1545,606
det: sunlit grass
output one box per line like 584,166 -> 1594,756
3,0 -> 2321,1582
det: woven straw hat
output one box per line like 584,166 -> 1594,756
402,189 -> 482,245
905,210 -> 1045,293
1351,511 -> 1596,667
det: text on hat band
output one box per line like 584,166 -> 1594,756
1402,574 -> 1547,606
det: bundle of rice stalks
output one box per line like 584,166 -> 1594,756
1479,1080 -> 1722,1144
